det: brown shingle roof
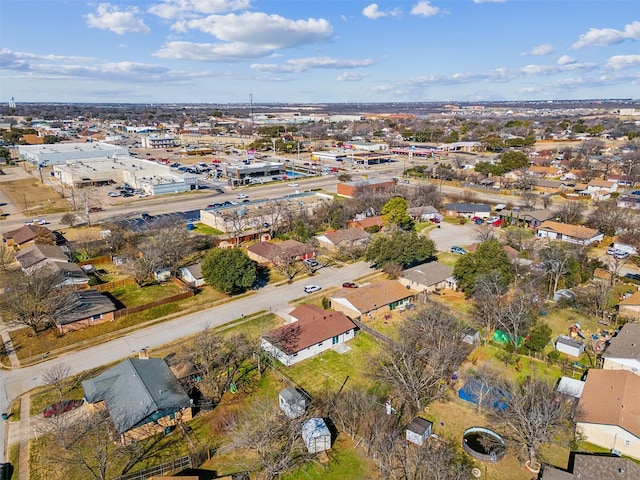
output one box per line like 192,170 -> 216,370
575,369 -> 640,437
3,224 -> 51,245
331,280 -> 414,314
619,290 -> 640,306
323,228 -> 370,245
247,240 -> 312,262
264,306 -> 356,355
537,221 -> 600,240
14,243 -> 68,270
350,216 -> 384,229
602,323 -> 640,361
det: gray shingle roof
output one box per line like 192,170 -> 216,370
82,358 -> 190,434
400,262 -> 453,288
602,323 -> 640,361
56,289 -> 116,326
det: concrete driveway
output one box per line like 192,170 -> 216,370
426,220 -> 482,252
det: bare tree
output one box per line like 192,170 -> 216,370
541,195 -> 554,209
495,290 -> 538,352
472,272 -> 508,334
520,191 -> 538,210
228,401 -> 313,480
539,242 -> 574,296
0,241 -> 16,272
464,367 -> 501,414
272,251 -> 306,281
489,377 -> 572,470
475,223 -> 496,242
376,303 -> 469,414
553,200 -> 583,224
42,363 -> 73,399
0,271 -> 77,334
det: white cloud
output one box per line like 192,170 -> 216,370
472,0 -> 507,3
251,57 -> 375,73
362,4 -> 400,19
606,54 -> 640,70
572,21 -> 640,49
85,3 -> 150,35
155,13 -> 332,61
523,44 -> 554,56
557,55 -> 576,65
411,1 -> 441,17
337,72 -> 369,81
148,0 -> 250,20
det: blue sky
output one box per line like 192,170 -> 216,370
1,1 -> 639,104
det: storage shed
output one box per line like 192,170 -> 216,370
406,417 -> 433,446
301,418 -> 332,454
278,388 -> 308,419
556,335 -> 585,358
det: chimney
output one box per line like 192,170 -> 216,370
138,348 -> 149,360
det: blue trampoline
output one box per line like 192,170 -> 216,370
458,379 -> 508,411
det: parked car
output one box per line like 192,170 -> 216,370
487,216 -> 502,226
429,217 -> 441,224
304,259 -> 319,268
450,246 -> 467,255
614,251 -> 630,259
88,206 -> 103,213
624,273 -> 640,281
304,285 -> 322,294
606,247 -> 619,255
141,212 -> 152,220
236,194 -> 248,199
43,399 -> 84,418
288,183 -> 299,187
108,192 -> 121,197
342,282 -> 358,288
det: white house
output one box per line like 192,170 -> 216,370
536,221 -> 603,246
575,369 -> 640,459
261,305 -> 356,366
601,323 -> 640,375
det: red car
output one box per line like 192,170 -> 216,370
429,217 -> 441,224
43,399 -> 84,418
342,282 -> 358,288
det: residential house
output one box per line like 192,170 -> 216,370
82,357 -> 192,444
398,261 -> 454,293
408,206 -> 440,221
528,165 -> 563,178
582,179 -> 618,201
532,179 -> 564,194
607,174 -> 635,187
498,208 -> 557,228
617,195 -> 640,210
574,369 -> 640,459
180,263 -> 205,287
14,243 -> 68,273
602,323 -> 640,374
406,417 -> 433,446
1,224 -> 55,248
348,215 -> 384,231
618,290 -> 640,320
261,305 -> 356,366
246,239 -> 314,265
330,280 -> 415,318
301,417 -> 332,453
540,452 -> 640,480
40,260 -> 90,287
536,221 -> 603,246
55,289 -> 117,333
315,227 -> 370,251
444,203 -> 491,219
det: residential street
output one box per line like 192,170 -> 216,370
0,260 -> 372,462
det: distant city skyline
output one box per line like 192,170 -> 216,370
1,1 -> 639,104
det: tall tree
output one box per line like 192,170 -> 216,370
202,247 -> 257,294
365,230 -> 435,268
453,239 -> 514,294
381,197 -> 414,230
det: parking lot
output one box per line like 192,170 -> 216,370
426,221 -> 481,252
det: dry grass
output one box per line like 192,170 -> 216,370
0,178 -> 70,215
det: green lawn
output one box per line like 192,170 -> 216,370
110,282 -> 184,307
193,222 -> 224,235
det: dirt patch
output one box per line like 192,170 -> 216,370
0,177 -> 70,215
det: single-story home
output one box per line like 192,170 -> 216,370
498,208 -> 557,228
55,289 -> 117,333
315,227 -> 370,251
246,239 -> 314,265
14,243 -> 68,273
444,203 -> 491,219
398,261 -> 454,293
337,178 -> 395,198
536,221 -> 603,246
540,452 -> 640,480
618,290 -> 640,321
574,369 -> 640,459
348,215 -> 384,231
180,263 -> 205,287
601,322 -> 640,374
330,280 -> 415,318
82,357 -> 193,444
1,224 -> 55,248
261,305 -> 356,366
408,206 -> 440,221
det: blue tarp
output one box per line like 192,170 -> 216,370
458,379 -> 507,411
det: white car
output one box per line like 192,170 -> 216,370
304,285 -> 322,294
236,194 -> 248,199
108,191 -> 121,197
288,183 -> 299,187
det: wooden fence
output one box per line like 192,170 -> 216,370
77,255 -> 112,266
113,451 -> 207,480
93,277 -> 136,292
351,318 -> 400,349
113,290 -> 194,319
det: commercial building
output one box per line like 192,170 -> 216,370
18,142 -> 125,166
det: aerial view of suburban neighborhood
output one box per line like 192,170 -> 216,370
0,98 -> 639,480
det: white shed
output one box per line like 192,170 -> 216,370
278,388 -> 307,419
301,418 -> 332,454
556,335 -> 585,358
154,267 -> 171,283
406,417 -> 433,446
